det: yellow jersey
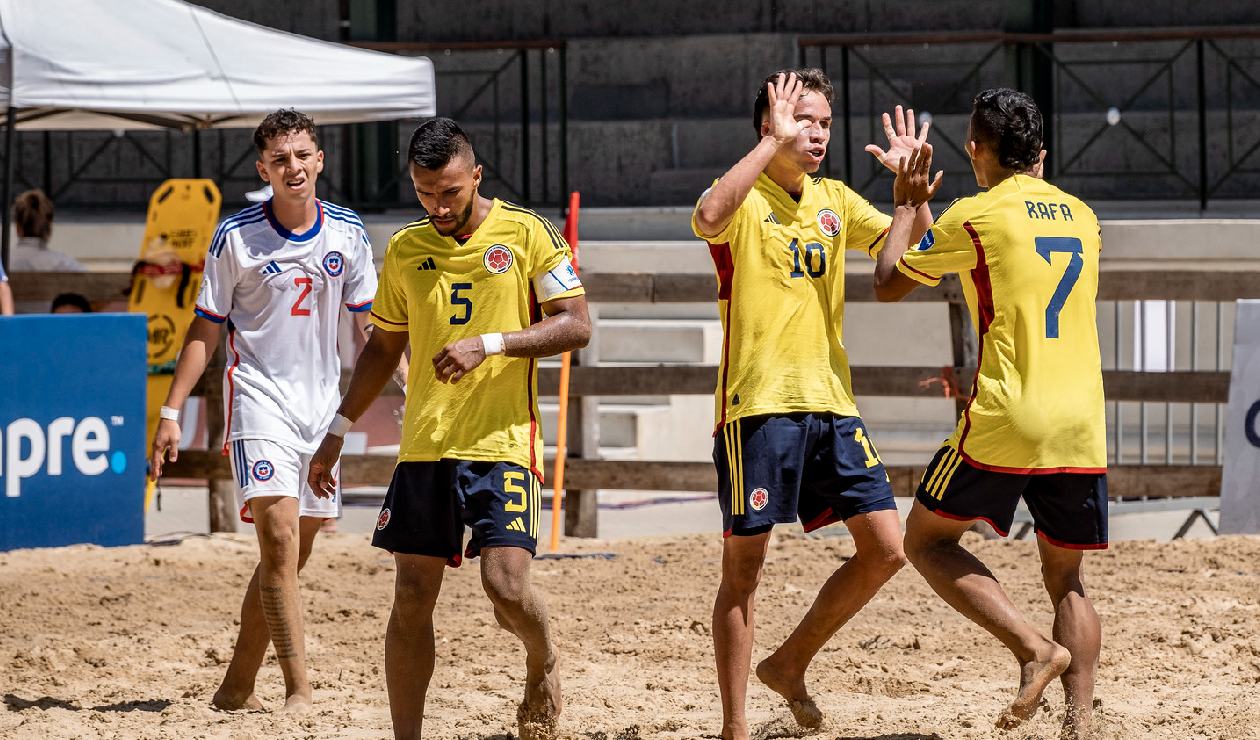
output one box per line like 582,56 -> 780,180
692,173 -> 892,429
371,199 -> 584,478
897,174 -> 1106,473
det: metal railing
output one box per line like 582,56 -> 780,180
799,27 -> 1260,209
0,41 -> 570,213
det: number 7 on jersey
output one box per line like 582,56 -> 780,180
1034,236 -> 1083,339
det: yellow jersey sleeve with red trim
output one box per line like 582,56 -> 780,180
368,225 -> 416,333
691,182 -> 758,247
931,176 -> 1107,473
895,198 -> 978,286
524,214 -> 585,303
832,180 -> 892,255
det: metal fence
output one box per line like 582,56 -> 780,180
799,28 -> 1260,208
1102,299 -> 1235,467
0,41 -> 570,213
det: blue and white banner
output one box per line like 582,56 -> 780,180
0,314 -> 146,550
1220,300 -> 1260,534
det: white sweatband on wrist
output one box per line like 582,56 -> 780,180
481,332 -> 505,355
326,413 -> 354,437
159,406 -> 180,422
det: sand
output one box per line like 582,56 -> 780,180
1,530 -> 1257,739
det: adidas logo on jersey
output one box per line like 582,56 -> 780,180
416,257 -> 437,271
764,213 -> 779,224
506,517 -> 527,533
260,260 -> 282,275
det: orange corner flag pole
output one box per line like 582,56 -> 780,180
550,192 -> 581,552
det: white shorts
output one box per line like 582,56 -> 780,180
228,438 -> 341,523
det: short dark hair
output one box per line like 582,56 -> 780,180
253,108 -> 318,153
752,68 -> 834,134
970,88 -> 1043,171
51,292 -> 92,313
407,117 -> 474,170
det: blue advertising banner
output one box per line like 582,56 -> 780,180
0,314 -> 146,550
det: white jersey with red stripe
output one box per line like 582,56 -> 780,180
195,199 -> 377,453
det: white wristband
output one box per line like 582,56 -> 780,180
480,332 -> 505,356
327,413 -> 353,437
159,406 -> 180,422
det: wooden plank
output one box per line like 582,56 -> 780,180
187,365 -> 1231,403
15,269 -> 1259,307
1103,370 -> 1230,404
1098,271 -> 1260,302
167,451 -> 1221,501
9,271 -> 131,304
582,272 -> 954,304
1106,465 -> 1222,499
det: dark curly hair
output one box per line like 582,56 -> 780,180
407,117 -> 475,170
970,88 -> 1043,171
752,68 -> 834,135
253,108 -> 318,153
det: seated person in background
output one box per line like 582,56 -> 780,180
0,260 -> 12,315
51,292 -> 92,314
10,189 -> 85,273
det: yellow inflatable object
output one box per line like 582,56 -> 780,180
128,180 -> 222,511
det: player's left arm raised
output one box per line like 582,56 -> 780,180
865,105 -> 936,242
433,294 -> 591,383
874,145 -> 943,302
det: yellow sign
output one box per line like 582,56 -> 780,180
128,180 -> 222,510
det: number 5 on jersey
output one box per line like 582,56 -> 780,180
450,282 -> 473,325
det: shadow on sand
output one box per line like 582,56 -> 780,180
4,694 -> 173,714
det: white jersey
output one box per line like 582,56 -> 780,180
195,199 -> 377,453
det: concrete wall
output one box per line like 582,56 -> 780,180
395,0 -> 1008,41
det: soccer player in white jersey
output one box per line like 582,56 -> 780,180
150,109 -> 379,713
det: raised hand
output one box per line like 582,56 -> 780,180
865,105 -> 931,174
893,144 -> 944,208
766,72 -> 806,147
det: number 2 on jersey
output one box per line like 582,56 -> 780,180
290,276 -> 313,316
1034,236 -> 1083,339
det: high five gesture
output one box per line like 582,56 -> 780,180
865,104 -> 931,174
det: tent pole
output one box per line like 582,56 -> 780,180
1,106 -> 14,273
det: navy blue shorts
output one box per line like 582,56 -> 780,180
714,413 -> 897,537
372,460 -> 542,567
915,445 -> 1109,550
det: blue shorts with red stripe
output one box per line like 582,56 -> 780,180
915,445 -> 1109,550
714,413 -> 897,537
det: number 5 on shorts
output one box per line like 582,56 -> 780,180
503,471 -> 528,512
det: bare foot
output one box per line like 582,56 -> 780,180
1060,702 -> 1094,740
211,687 -> 264,711
996,642 -> 1071,730
754,654 -> 823,729
518,655 -> 562,740
278,693 -> 313,715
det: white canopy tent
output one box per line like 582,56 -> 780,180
0,0 -> 436,260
